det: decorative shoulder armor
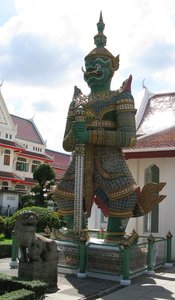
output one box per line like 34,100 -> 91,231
119,74 -> 132,93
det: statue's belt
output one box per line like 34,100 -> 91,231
87,120 -> 116,129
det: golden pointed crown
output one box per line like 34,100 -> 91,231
85,12 -> 119,72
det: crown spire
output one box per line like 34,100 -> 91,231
94,11 -> 107,48
84,12 -> 119,72
97,11 -> 105,33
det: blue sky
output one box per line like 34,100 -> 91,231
0,0 -> 175,152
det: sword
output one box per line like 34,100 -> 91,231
74,105 -> 85,235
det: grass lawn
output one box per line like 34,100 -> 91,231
0,234 -> 12,245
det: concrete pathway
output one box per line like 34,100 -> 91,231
0,258 -> 175,299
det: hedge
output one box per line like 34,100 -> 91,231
0,288 -> 35,300
4,206 -> 60,238
0,273 -> 47,299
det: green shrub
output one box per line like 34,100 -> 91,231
0,288 -> 35,300
0,273 -> 47,298
0,216 -> 6,234
3,217 -> 13,239
4,206 -> 60,237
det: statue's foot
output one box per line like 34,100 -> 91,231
135,182 -> 166,216
52,227 -> 89,241
104,229 -> 139,246
104,231 -> 126,244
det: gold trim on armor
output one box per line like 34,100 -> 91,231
89,129 -> 105,145
109,209 -> 133,218
58,209 -> 74,215
86,105 -> 116,120
88,90 -> 119,102
87,120 -> 117,129
109,183 -> 139,201
54,189 -> 74,200
105,231 -> 126,236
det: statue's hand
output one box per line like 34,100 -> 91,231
72,121 -> 89,144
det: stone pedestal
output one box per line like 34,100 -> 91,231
18,260 -> 58,288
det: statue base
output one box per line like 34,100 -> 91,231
18,260 -> 58,288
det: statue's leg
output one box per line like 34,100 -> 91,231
64,215 -> 74,230
64,214 -> 88,229
105,216 -> 129,243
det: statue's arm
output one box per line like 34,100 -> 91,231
62,102 -> 75,152
88,93 -> 137,148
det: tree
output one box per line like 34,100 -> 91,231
32,164 -> 56,206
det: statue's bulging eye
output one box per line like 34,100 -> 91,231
95,63 -> 101,70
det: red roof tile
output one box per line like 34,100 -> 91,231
134,126 -> 175,150
45,149 -> 70,180
11,115 -> 44,145
19,149 -> 53,162
0,139 -> 23,150
45,149 -> 70,169
0,171 -> 24,182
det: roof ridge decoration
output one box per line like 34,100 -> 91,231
27,117 -> 46,146
11,114 -> 45,145
0,89 -> 16,131
136,79 -> 155,131
0,78 -> 4,88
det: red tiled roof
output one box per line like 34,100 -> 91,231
124,126 -> 175,159
24,177 -> 37,185
45,149 -> 70,169
18,149 -> 53,162
134,126 -> 175,150
0,171 -> 24,182
11,115 -> 44,145
45,149 -> 70,180
0,139 -> 23,150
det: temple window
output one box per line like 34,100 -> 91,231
4,149 -> 11,165
16,157 -> 29,172
2,181 -> 9,190
15,184 -> 26,191
31,160 -> 41,173
144,164 -> 159,233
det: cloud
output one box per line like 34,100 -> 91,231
0,31 -> 83,86
0,0 -> 17,26
33,100 -> 54,113
138,42 -> 175,70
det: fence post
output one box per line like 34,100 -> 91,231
9,231 -> 18,269
164,231 -> 173,268
145,234 -> 155,275
120,242 -> 131,285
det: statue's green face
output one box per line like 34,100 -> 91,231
83,57 -> 112,92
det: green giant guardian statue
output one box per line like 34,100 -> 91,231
54,13 -> 166,243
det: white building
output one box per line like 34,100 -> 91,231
0,88 -> 70,215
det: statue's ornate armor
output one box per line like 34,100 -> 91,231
56,85 -> 141,218
54,12 -> 166,241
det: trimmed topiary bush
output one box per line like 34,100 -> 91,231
0,288 -> 35,300
0,273 -> 47,299
4,206 -> 60,237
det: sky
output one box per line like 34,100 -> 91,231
0,0 -> 175,153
